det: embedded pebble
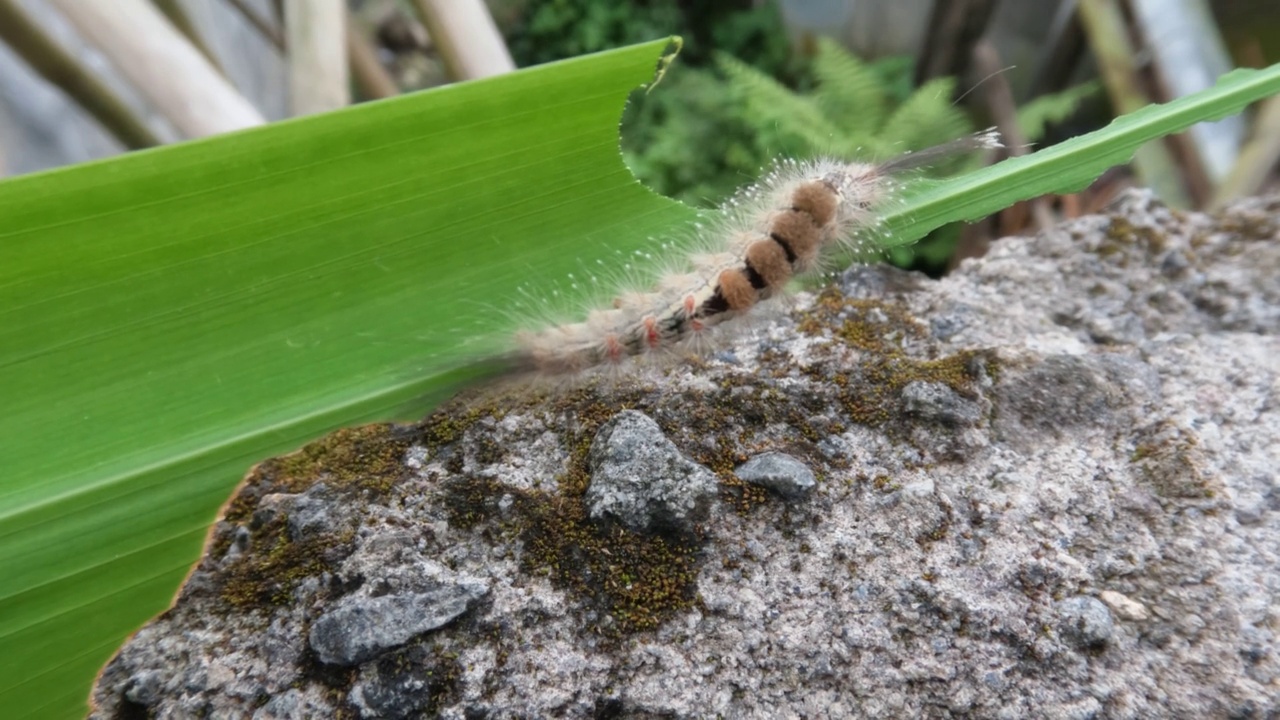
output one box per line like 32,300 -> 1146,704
585,410 -> 718,534
735,452 -> 816,499
1057,596 -> 1115,649
1099,590 -> 1151,621
899,380 -> 983,425
309,583 -> 487,666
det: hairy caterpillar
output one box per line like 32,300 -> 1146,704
512,129 -> 1002,376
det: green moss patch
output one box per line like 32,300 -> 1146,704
223,424 -> 412,526
219,513 -> 354,609
444,471 -> 703,636
798,287 -> 993,432
522,492 -> 703,634
437,389 -> 706,636
211,424 -> 410,608
799,287 -> 927,355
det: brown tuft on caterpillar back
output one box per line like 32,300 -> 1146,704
790,180 -> 839,227
744,239 -> 793,290
717,269 -> 757,311
769,209 -> 826,268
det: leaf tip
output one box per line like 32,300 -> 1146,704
644,37 -> 684,95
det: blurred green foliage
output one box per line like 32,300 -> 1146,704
499,0 -> 796,73
1016,80 -> 1103,142
621,40 -> 978,208
498,0 -> 1095,270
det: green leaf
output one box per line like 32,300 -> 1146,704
0,39 -> 693,720
879,64 -> 1280,247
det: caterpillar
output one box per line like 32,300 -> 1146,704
512,129 -> 1002,376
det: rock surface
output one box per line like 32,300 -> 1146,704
91,192 -> 1280,719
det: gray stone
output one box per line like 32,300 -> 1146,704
287,483 -> 333,540
348,645 -> 455,719
252,687 -> 334,720
1057,596 -> 1115,650
252,689 -> 302,720
122,669 -> 163,706
735,452 -> 816,498
928,305 -> 973,340
899,380 -> 984,425
585,410 -> 718,533
1099,590 -> 1150,622
309,584 -> 486,666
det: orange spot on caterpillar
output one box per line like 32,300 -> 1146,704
603,333 -> 623,363
642,315 -> 661,349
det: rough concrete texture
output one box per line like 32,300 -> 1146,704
91,191 -> 1280,719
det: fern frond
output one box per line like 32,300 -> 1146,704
879,77 -> 974,154
716,52 -> 845,157
811,37 -> 888,137
1017,81 -> 1101,142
